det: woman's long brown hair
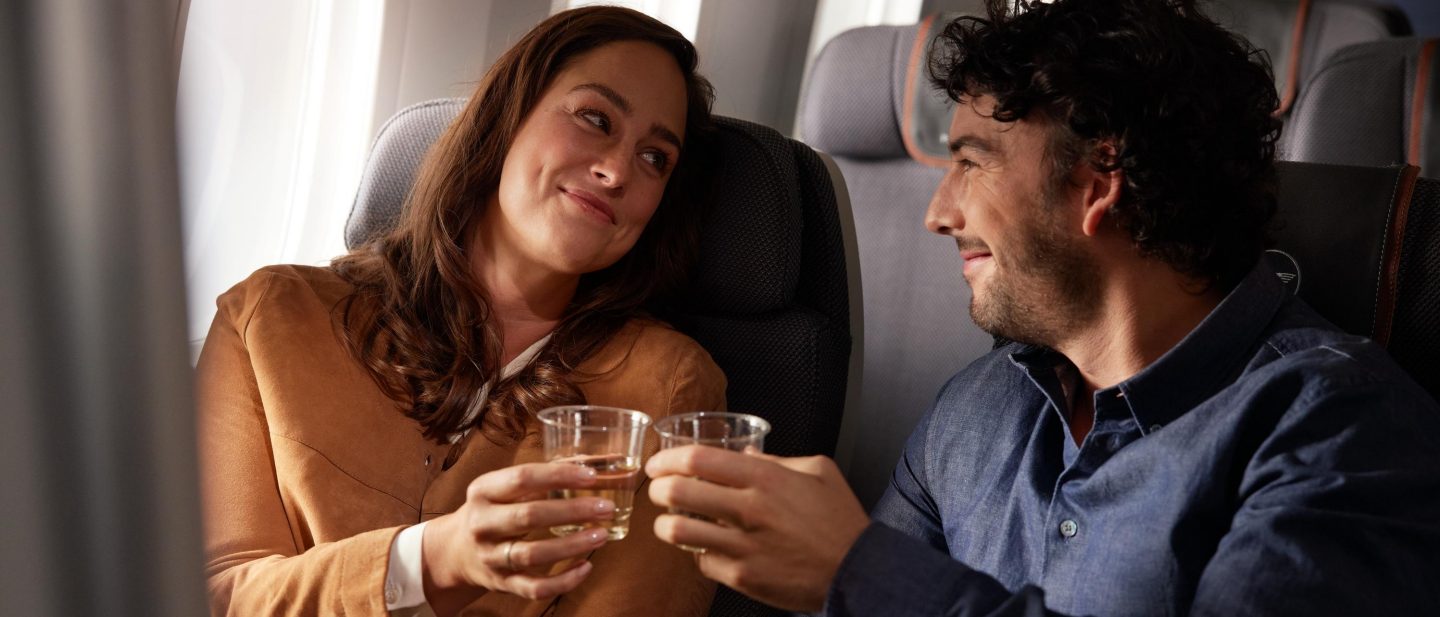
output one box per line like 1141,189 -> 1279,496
331,6 -> 716,444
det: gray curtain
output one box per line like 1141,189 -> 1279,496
0,1 -> 205,615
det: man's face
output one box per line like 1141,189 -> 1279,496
924,95 -> 1099,346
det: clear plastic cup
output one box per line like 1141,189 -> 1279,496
537,405 -> 652,541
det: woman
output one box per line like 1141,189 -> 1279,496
196,7 -> 724,616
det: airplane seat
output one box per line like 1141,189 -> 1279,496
1202,0 -> 1409,123
1270,161 -> 1440,402
348,98 -> 859,617
1282,37 -> 1440,175
797,15 -> 997,512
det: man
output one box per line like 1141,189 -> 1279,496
645,0 -> 1440,614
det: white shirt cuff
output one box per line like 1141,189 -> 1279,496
384,521 -> 430,610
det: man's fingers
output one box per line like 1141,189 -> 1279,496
646,445 -> 778,488
499,530 -> 609,571
472,497 -> 617,538
649,475 -> 752,523
771,453 -> 838,477
500,560 -> 594,600
468,462 -> 597,503
653,512 -> 751,555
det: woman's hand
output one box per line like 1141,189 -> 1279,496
421,462 -> 617,614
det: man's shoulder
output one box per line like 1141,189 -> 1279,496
1217,301 -> 1440,440
1246,299 -> 1429,397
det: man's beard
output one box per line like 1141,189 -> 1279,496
967,196 -> 1100,348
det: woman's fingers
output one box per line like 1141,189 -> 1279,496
499,529 -> 609,571
498,560 -> 595,600
471,496 -> 617,538
467,462 -> 598,504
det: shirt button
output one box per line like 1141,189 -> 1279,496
1149,424 -> 1162,433
1059,519 -> 1079,538
384,582 -> 399,605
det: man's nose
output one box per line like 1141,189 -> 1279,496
924,174 -> 963,235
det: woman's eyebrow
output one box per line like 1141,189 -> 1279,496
572,82 -> 631,114
573,82 -> 683,150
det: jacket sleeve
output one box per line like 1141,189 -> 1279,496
541,344 -> 727,617
196,272 -> 399,617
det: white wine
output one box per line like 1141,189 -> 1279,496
549,454 -> 640,540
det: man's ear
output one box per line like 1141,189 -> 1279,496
1079,143 -> 1123,237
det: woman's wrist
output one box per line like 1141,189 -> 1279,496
422,513 -> 488,615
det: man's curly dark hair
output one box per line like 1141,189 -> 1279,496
930,0 -> 1282,290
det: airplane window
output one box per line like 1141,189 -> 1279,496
565,0 -> 702,41
177,0 -> 384,359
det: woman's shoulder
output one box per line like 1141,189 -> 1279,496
578,318 -> 728,414
599,317 -> 714,367
213,264 -> 353,331
220,264 -> 350,303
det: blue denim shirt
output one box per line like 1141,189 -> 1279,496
826,264 -> 1440,616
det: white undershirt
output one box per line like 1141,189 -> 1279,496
384,334 -> 553,612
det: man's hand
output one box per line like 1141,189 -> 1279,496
646,446 -> 870,612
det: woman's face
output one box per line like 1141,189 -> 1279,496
481,40 -> 689,278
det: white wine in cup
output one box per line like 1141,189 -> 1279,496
538,405 -> 651,541
652,411 -> 772,552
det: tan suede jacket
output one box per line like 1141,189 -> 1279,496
197,265 -> 726,616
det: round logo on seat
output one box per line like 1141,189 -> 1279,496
1264,249 -> 1301,295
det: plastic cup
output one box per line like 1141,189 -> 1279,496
652,412 -> 771,552
537,405 -> 652,541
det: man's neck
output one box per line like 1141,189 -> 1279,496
1052,258 -> 1224,418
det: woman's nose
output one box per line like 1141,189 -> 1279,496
590,146 -> 628,189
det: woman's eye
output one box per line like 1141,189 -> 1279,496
578,109 -> 610,133
640,150 -> 669,171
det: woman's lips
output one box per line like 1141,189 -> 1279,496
561,188 -> 616,225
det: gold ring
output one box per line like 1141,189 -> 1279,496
504,540 -> 516,571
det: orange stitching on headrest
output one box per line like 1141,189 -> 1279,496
1274,0 -> 1312,116
1374,164 -> 1419,347
902,14 -> 950,169
1408,39 -> 1437,167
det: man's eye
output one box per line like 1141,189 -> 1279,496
640,150 -> 669,171
956,158 -> 975,170
579,109 -> 610,133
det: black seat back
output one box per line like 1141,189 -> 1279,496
1272,161 -> 1440,401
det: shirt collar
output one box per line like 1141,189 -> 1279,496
1010,261 -> 1287,432
450,332 -> 555,443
